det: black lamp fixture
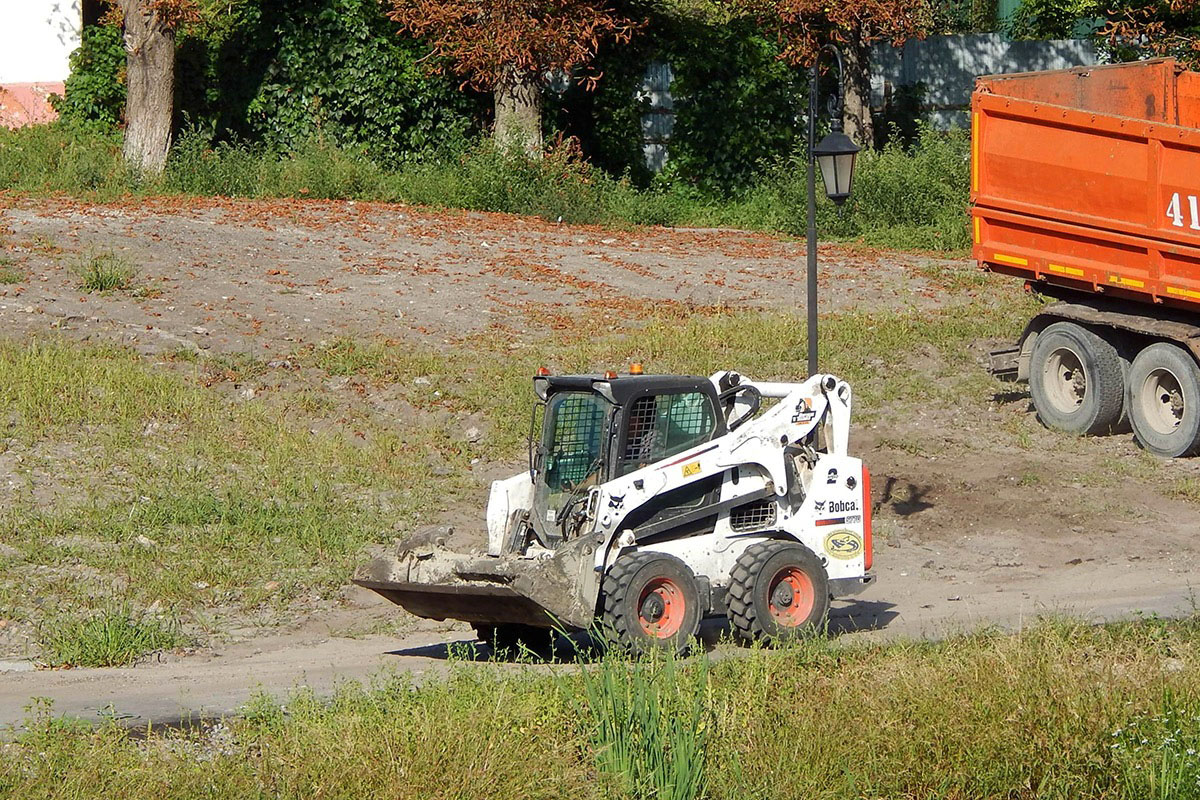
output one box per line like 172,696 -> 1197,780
813,128 -> 861,207
805,44 -> 861,376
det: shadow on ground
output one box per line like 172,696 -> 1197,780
386,598 -> 901,664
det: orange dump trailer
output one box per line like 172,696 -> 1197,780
972,59 -> 1200,457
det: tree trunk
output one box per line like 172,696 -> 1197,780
494,70 -> 543,157
118,0 -> 175,175
841,29 -> 874,150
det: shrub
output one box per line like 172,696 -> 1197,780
175,0 -> 481,162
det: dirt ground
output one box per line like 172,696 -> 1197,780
1,196 -> 1197,729
0,196 -> 967,354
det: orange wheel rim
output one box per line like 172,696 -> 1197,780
637,577 -> 686,638
767,566 -> 815,626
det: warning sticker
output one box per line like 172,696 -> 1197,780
682,461 -> 701,478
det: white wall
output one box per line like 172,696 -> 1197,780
0,0 -> 82,84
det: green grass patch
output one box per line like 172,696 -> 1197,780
0,340 -> 472,641
0,124 -> 972,254
36,603 -> 188,668
72,248 -> 136,292
298,294 -> 1039,457
2,619 -> 1199,798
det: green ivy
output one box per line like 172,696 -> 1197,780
659,14 -> 804,196
52,23 -> 127,132
59,1 -> 482,163
550,7 -> 805,195
175,0 -> 482,163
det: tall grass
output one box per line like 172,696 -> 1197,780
577,652 -> 709,800
2,619 -> 1198,798
37,602 -> 187,668
0,123 -> 972,252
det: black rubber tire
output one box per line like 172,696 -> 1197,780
600,552 -> 701,656
728,540 -> 830,643
1126,342 -> 1200,458
1028,321 -> 1125,435
473,623 -> 554,656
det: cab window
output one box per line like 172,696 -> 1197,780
543,391 -> 607,497
620,391 -> 716,474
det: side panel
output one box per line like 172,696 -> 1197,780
487,473 -> 534,556
1181,71 -> 1200,129
975,60 -> 1178,123
635,455 -> 869,590
971,60 -> 1200,312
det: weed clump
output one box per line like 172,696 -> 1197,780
37,603 -> 187,668
72,248 -> 136,292
0,261 -> 24,284
577,652 -> 709,800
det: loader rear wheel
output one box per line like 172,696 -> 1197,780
473,623 -> 554,657
601,552 -> 700,656
1028,322 -> 1125,435
1127,342 -> 1200,458
728,541 -> 829,643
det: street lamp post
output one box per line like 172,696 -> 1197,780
806,44 -> 861,377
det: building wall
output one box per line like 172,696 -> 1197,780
0,0 -> 83,127
0,0 -> 82,84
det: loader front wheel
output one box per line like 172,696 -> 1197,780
601,552 -> 701,656
729,541 -> 829,643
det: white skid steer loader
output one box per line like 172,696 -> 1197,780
354,367 -> 874,653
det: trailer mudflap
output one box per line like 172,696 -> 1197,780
987,346 -> 1020,381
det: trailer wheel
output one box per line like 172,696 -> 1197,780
728,541 -> 830,643
473,624 -> 554,657
1028,322 -> 1125,435
1127,343 -> 1200,458
601,552 -> 701,656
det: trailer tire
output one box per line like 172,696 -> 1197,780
601,552 -> 701,656
473,624 -> 554,657
728,540 -> 830,643
1028,321 -> 1125,435
1127,342 -> 1200,458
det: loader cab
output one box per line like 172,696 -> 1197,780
530,372 -> 727,544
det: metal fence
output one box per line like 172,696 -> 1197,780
871,33 -> 1101,128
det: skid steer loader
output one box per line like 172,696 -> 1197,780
354,367 -> 874,653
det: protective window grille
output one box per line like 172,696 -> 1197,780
547,394 -> 606,489
621,392 -> 715,470
729,499 -> 777,533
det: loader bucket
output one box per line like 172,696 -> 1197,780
352,579 -> 562,628
352,534 -> 597,631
